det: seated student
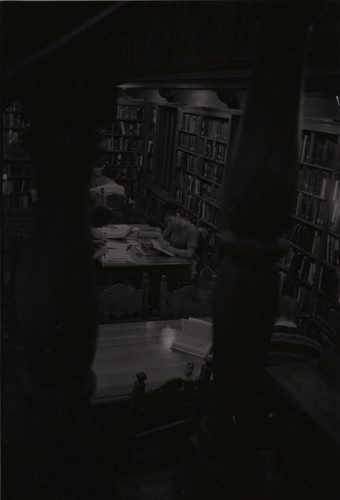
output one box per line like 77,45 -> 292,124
89,157 -> 125,206
90,157 -> 112,188
266,295 -> 326,365
159,201 -> 200,258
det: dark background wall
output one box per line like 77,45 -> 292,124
1,1 -> 339,119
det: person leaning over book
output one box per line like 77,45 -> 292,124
90,157 -> 113,188
89,157 -> 125,206
159,201 -> 200,258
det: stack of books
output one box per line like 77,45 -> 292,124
137,225 -> 162,238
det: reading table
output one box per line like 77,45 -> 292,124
91,319 -> 210,404
92,225 -> 191,284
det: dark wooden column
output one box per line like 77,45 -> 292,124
190,4 -> 314,499
3,10 -> 121,493
14,121 -> 99,499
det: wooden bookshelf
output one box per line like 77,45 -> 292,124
173,108 -> 233,230
279,121 -> 340,344
2,102 -> 33,212
97,99 -> 159,203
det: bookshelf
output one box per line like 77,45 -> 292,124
2,102 -> 33,212
279,121 -> 340,344
173,109 -> 232,230
97,99 -> 148,202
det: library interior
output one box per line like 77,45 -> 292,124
2,2 -> 340,500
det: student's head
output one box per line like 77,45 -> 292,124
163,201 -> 183,229
276,296 -> 300,323
92,155 -> 108,176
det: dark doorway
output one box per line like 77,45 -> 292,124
154,106 -> 177,191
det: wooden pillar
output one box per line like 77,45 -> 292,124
16,119 -> 100,499
190,4 -> 314,499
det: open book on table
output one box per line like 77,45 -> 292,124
151,239 -> 174,257
171,317 -> 213,358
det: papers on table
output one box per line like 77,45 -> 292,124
92,224 -> 131,240
101,244 -> 132,266
90,183 -> 125,197
106,241 -> 129,250
92,227 -> 106,240
171,317 -> 213,358
126,239 -> 141,246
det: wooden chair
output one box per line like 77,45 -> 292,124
120,355 -> 214,476
97,273 -> 149,323
159,275 -> 212,319
191,228 -> 214,286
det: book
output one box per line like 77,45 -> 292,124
137,225 -> 162,238
171,317 -> 213,358
151,239 -> 175,257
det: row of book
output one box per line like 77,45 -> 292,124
279,275 -> 311,313
180,113 -> 200,134
294,192 -> 327,226
179,114 -> 230,142
175,189 -> 200,216
175,189 -> 218,226
175,154 -> 225,186
178,132 -> 198,152
284,249 -> 316,285
115,105 -> 144,121
3,176 -> 32,196
289,223 -> 321,256
301,131 -> 337,168
297,164 -> 329,198
196,160 -> 224,184
174,171 -> 194,192
333,180 -> 340,201
3,129 -> 24,144
100,121 -> 144,136
3,151 -> 29,160
329,180 -> 340,233
3,192 -> 32,209
199,138 -> 227,163
4,102 -> 22,113
200,200 -> 218,226
313,297 -> 340,337
174,170 -> 222,203
102,136 -> 143,152
3,163 -> 32,177
201,117 -> 229,141
3,112 -> 29,129
147,139 -> 153,155
149,107 -> 157,125
318,266 -> 340,304
125,182 -> 140,197
115,165 -> 140,178
329,201 -> 340,233
147,125 -> 155,141
147,120 -> 155,137
111,153 -> 143,167
325,234 -> 340,268
176,151 -> 197,172
196,181 -> 222,204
